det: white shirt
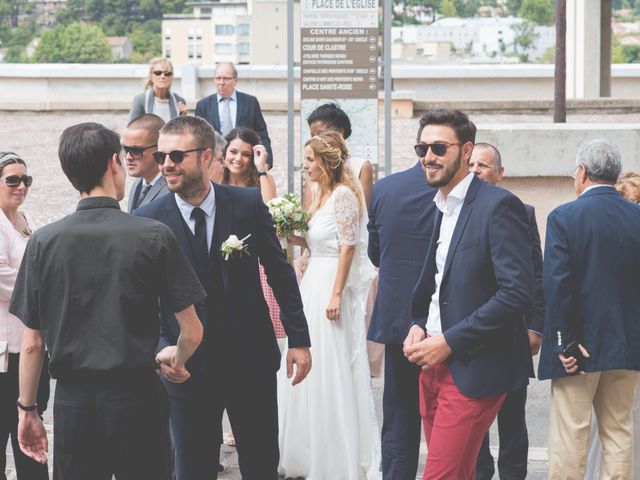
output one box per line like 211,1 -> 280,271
425,172 -> 475,336
152,97 -> 172,123
175,182 -> 216,251
217,90 -> 238,132
142,172 -> 162,188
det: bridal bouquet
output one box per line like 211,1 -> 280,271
266,193 -> 309,239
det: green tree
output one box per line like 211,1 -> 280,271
539,45 -> 555,63
519,0 -> 555,25
612,36 -> 627,63
34,22 -> 112,63
439,0 -> 458,17
622,44 -> 640,62
128,20 -> 161,61
454,0 -> 480,17
511,20 -> 539,62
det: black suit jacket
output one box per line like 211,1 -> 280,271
135,183 -> 310,397
412,175 -> 533,398
366,162 -> 438,344
195,91 -> 273,167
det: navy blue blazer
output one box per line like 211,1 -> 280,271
411,175 -> 533,398
538,186 -> 640,380
195,90 -> 273,167
524,204 -> 545,336
135,183 -> 310,396
367,162 -> 438,344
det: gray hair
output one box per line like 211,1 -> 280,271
576,139 -> 622,183
214,131 -> 227,154
215,62 -> 238,79
474,142 -> 502,169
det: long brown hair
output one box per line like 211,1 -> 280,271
221,127 -> 261,188
305,130 -> 363,217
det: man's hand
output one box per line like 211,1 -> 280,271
18,410 -> 48,464
403,325 -> 426,357
559,343 -> 590,374
286,347 -> 312,386
405,334 -> 453,370
156,346 -> 190,383
528,331 -> 542,356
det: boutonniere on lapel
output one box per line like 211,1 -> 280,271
221,234 -> 251,261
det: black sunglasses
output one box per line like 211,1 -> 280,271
153,70 -> 173,77
153,149 -> 206,165
123,144 -> 157,159
414,142 -> 460,158
4,175 -> 33,187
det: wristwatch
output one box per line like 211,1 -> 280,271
257,170 -> 268,177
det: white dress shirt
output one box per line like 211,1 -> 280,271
175,182 -> 216,251
425,172 -> 475,336
217,90 -> 238,133
581,184 -> 615,196
142,171 -> 162,188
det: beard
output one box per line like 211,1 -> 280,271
165,158 -> 208,201
425,149 -> 462,189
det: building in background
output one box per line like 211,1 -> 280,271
392,17 -> 555,64
107,37 -> 133,60
162,0 -> 299,65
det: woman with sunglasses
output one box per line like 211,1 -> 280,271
0,153 -> 49,479
129,57 -> 187,123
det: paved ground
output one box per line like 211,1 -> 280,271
4,109 -> 639,478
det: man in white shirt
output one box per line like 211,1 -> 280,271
403,109 -> 533,480
123,114 -> 169,212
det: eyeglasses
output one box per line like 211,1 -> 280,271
414,142 -> 460,158
3,175 -> 33,187
153,149 -> 206,165
153,71 -> 173,77
123,144 -> 157,159
215,76 -> 235,82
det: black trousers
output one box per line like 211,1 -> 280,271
381,344 -> 421,480
476,386 -> 528,480
53,372 -> 171,480
0,353 -> 49,480
168,366 -> 278,480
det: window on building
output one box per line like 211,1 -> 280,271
188,44 -> 194,59
196,27 -> 203,40
237,43 -> 249,54
164,27 -> 171,41
215,43 -> 234,54
165,47 -> 171,59
188,26 -> 195,40
237,24 -> 250,36
196,44 -> 203,59
215,24 -> 234,35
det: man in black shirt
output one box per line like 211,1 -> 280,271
10,122 -> 205,479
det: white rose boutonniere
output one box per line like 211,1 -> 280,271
221,234 -> 251,260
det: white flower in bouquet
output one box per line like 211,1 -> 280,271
266,193 -> 310,238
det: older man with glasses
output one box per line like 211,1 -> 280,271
122,113 -> 169,213
195,62 -> 273,168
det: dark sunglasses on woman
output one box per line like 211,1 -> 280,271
3,175 -> 33,187
153,71 -> 173,77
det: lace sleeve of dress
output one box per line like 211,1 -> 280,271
333,186 -> 360,246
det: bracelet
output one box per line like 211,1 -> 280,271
17,400 -> 38,412
257,170 -> 268,177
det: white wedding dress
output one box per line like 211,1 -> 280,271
278,185 -> 380,480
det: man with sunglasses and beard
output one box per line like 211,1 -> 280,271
134,115 -> 311,480
123,114 -> 169,213
403,109 -> 533,480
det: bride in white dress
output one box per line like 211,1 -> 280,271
278,131 -> 380,479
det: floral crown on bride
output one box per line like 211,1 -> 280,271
311,135 -> 346,169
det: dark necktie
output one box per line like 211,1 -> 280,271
191,207 -> 207,250
135,183 -> 152,209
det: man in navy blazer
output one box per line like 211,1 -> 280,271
469,143 -> 545,480
367,157 -> 437,478
195,62 -> 273,167
135,116 -> 311,480
539,139 -> 640,479
403,109 -> 532,479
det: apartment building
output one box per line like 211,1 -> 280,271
162,0 -> 300,65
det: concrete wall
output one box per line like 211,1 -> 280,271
476,123 -> 640,175
1,63 -> 639,111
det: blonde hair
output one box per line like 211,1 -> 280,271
615,171 -> 640,203
305,130 -> 363,217
145,57 -> 174,91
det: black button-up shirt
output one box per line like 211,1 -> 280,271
10,197 -> 206,380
